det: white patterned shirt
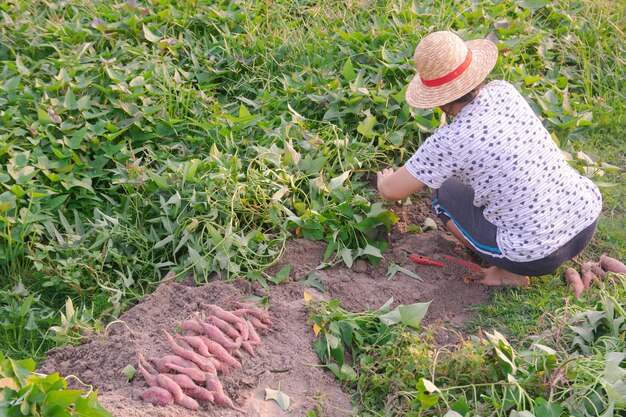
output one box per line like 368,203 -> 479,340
405,80 -> 602,262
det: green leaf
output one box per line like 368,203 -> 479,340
386,263 -> 422,281
379,308 -> 401,325
362,245 -> 382,259
10,358 -> 35,385
63,90 -> 78,110
300,271 -> 326,292
43,390 -> 82,413
142,25 -> 161,42
534,398 -> 563,417
398,302 -> 431,328
518,0 -> 550,9
329,171 -> 351,191
269,263 -> 292,285
264,387 -> 290,411
121,365 -> 136,381
357,113 -> 377,138
341,58 -> 356,81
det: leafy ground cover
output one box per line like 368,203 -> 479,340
0,0 -> 624,415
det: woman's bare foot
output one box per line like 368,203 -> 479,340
474,266 -> 530,287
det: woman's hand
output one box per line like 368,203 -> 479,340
377,168 -> 395,189
376,166 -> 426,201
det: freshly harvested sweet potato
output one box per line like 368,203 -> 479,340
194,314 -> 242,350
165,373 -> 198,390
589,262 -> 606,278
184,385 -> 215,402
151,355 -> 195,373
241,341 -> 255,356
233,301 -> 273,325
200,336 -> 241,368
177,393 -> 200,410
205,373 -> 245,413
162,329 -> 217,373
181,320 -> 205,334
234,320 -> 249,341
138,362 -> 158,387
140,386 -> 173,406
248,316 -> 270,331
166,363 -> 206,382
210,316 -> 241,340
178,335 -> 211,357
136,351 -> 157,375
201,303 -> 246,327
246,320 -> 261,345
600,254 -> 626,274
565,268 -> 584,297
580,263 -> 598,289
157,374 -> 184,403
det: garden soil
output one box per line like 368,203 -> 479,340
39,198 -> 492,417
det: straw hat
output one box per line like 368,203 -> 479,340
406,31 -> 498,108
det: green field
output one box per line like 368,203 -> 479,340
1,0 -> 624,415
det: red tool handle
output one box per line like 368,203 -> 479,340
441,255 -> 483,273
409,254 -> 444,268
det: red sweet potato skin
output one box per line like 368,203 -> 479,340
166,364 -> 205,383
565,267 -> 584,297
166,373 -> 198,390
140,387 -> 173,406
580,263 -> 597,289
152,355 -> 195,373
177,393 -> 201,410
600,255 -> 626,274
157,374 -> 184,403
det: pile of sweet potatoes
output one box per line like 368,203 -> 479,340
565,254 -> 626,297
136,301 -> 272,411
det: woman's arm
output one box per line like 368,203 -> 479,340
377,166 -> 426,201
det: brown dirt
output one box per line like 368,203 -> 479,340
39,199 -> 492,417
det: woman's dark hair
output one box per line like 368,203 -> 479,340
446,82 -> 485,106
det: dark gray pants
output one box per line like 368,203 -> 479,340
431,178 -> 598,276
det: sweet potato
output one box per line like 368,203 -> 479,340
136,351 -> 157,375
200,336 -> 241,368
194,314 -> 242,350
166,363 -> 206,382
248,316 -> 270,331
180,320 -> 205,334
233,301 -> 273,325
178,335 -> 211,357
206,356 -> 229,373
162,329 -> 217,373
600,254 -> 626,274
151,355 -> 195,373
157,374 -> 184,403
201,303 -> 246,327
246,320 -> 261,345
138,363 -> 158,387
205,373 -> 245,413
166,373 -> 198,390
210,316 -> 241,340
565,268 -> 584,297
241,341 -> 255,356
184,385 -> 215,402
140,386 -> 173,406
177,393 -> 200,410
234,321 -> 249,341
580,262 -> 598,289
590,262 -> 606,278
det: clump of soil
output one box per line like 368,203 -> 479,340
40,201 -> 491,417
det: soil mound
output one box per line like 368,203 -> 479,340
40,201 -> 491,416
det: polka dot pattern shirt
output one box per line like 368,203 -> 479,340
405,80 -> 602,262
